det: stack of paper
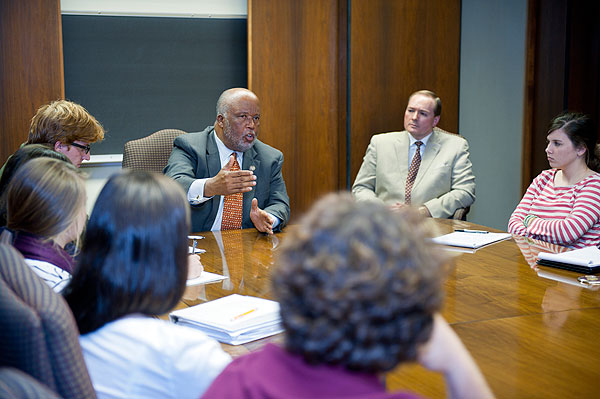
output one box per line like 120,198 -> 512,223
432,231 -> 512,249
537,246 -> 600,274
169,294 -> 284,345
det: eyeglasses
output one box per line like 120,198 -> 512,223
70,142 -> 91,154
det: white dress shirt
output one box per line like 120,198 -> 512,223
25,258 -> 70,292
80,315 -> 231,399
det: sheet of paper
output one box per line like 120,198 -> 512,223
432,231 -> 512,249
186,271 -> 227,286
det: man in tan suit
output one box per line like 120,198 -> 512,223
352,90 -> 475,218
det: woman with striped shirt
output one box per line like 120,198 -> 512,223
509,112 -> 600,248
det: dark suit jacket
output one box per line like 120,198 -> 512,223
164,126 -> 290,232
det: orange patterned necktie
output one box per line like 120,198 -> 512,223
405,141 -> 423,205
221,153 -> 243,230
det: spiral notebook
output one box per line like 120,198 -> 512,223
537,246 -> 600,274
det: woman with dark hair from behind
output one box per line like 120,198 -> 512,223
63,171 -> 230,399
2,157 -> 87,292
0,143 -> 71,227
509,112 -> 600,248
202,193 -> 493,399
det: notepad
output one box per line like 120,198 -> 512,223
186,271 -> 227,286
432,231 -> 512,249
169,294 -> 283,345
537,246 -> 600,274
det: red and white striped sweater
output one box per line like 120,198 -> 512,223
508,169 -> 600,249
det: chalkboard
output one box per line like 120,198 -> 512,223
62,15 -> 247,155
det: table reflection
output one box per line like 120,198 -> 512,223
182,230 -> 281,305
512,234 -> 569,268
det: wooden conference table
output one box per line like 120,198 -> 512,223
171,219 -> 600,398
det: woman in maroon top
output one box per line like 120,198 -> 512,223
203,193 -> 492,399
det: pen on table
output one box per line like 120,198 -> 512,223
231,308 -> 257,321
189,235 -> 204,254
454,229 -> 489,234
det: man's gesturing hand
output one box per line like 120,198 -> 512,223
250,198 -> 274,234
204,154 -> 256,197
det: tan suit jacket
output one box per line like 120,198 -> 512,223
352,129 -> 475,218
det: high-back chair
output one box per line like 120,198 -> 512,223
122,128 -> 187,172
0,367 -> 61,399
0,244 -> 96,399
433,126 -> 471,221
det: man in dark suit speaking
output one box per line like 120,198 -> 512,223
164,88 -> 290,234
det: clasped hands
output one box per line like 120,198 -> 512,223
390,202 -> 431,217
204,155 -> 275,234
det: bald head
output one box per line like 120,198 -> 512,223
216,88 -> 260,119
214,88 -> 261,152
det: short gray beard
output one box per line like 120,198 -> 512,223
223,117 -> 256,152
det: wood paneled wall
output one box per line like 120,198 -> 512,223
523,0 -> 600,193
3,0 -> 463,220
249,0 -> 461,217
248,0 -> 348,218
0,0 -> 64,164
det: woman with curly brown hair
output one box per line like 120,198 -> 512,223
203,193 -> 492,399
